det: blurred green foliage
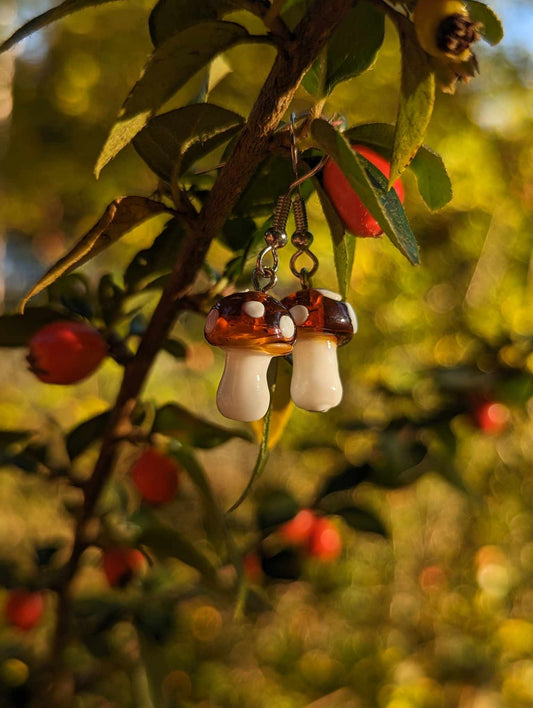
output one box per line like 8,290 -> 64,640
0,1 -> 532,707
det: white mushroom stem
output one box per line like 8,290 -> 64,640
290,334 -> 342,412
216,348 -> 273,422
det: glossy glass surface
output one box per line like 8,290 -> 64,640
282,289 -> 355,346
205,291 -> 295,353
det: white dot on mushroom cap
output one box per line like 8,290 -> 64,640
316,288 -> 342,301
279,315 -> 295,339
205,309 -> 219,335
289,305 -> 309,326
242,300 -> 265,318
346,302 -> 358,333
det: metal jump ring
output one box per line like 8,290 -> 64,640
289,250 -> 319,286
252,266 -> 278,292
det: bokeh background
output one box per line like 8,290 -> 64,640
0,1 -> 532,706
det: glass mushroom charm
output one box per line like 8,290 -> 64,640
281,289 -> 357,412
204,291 -> 296,422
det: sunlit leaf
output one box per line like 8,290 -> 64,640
19,197 -> 171,313
344,122 -> 452,210
303,1 -> 384,97
314,178 -> 354,299
389,15 -> 435,184
133,104 -> 244,182
96,22 -> 251,175
466,1 -> 503,45
149,0 -> 235,46
311,119 -> 420,265
0,0 -> 122,54
250,357 -> 293,450
124,219 -> 185,293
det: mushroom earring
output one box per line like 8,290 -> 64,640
282,193 -> 358,412
204,196 -> 296,422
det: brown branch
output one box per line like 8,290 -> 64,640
50,0 -> 353,663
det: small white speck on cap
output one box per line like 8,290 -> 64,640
242,300 -> 265,318
289,305 -> 309,326
346,302 -> 358,333
279,315 -> 295,339
316,288 -> 342,301
204,309 -> 219,335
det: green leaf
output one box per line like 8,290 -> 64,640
152,403 -> 251,449
0,0 -> 122,54
98,274 -> 124,326
0,431 -> 33,447
333,506 -> 388,537
149,0 -> 237,46
466,1 -> 503,45
167,442 -> 228,543
318,463 -> 373,499
162,338 -> 187,359
311,119 -> 420,265
95,22 -> 250,175
303,1 -> 384,97
314,178 -> 354,299
66,411 -> 110,460
389,15 -> 435,185
19,197 -> 171,313
133,103 -> 244,182
134,509 -> 217,579
256,489 -> 298,532
0,307 -> 71,347
372,433 -> 428,488
220,216 -> 257,252
344,122 -> 452,210
124,219 -> 184,292
250,356 -> 293,450
234,155 -> 295,217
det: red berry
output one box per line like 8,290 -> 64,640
130,448 -> 181,505
323,144 -> 405,238
242,552 -> 263,583
307,518 -> 342,561
27,320 -> 107,384
102,548 -> 146,588
473,401 -> 510,435
279,509 -> 318,546
4,590 -> 45,631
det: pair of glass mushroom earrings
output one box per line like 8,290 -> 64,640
204,180 -> 358,423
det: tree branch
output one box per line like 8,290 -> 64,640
51,0 -> 353,663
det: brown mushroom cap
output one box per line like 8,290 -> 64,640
204,291 -> 296,354
281,288 -> 356,347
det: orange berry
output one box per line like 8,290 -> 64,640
102,548 -> 146,587
473,400 -> 510,435
130,448 -> 181,505
323,144 -> 404,238
279,509 -> 318,546
27,320 -> 107,384
4,590 -> 45,631
307,518 -> 342,561
242,552 -> 263,584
